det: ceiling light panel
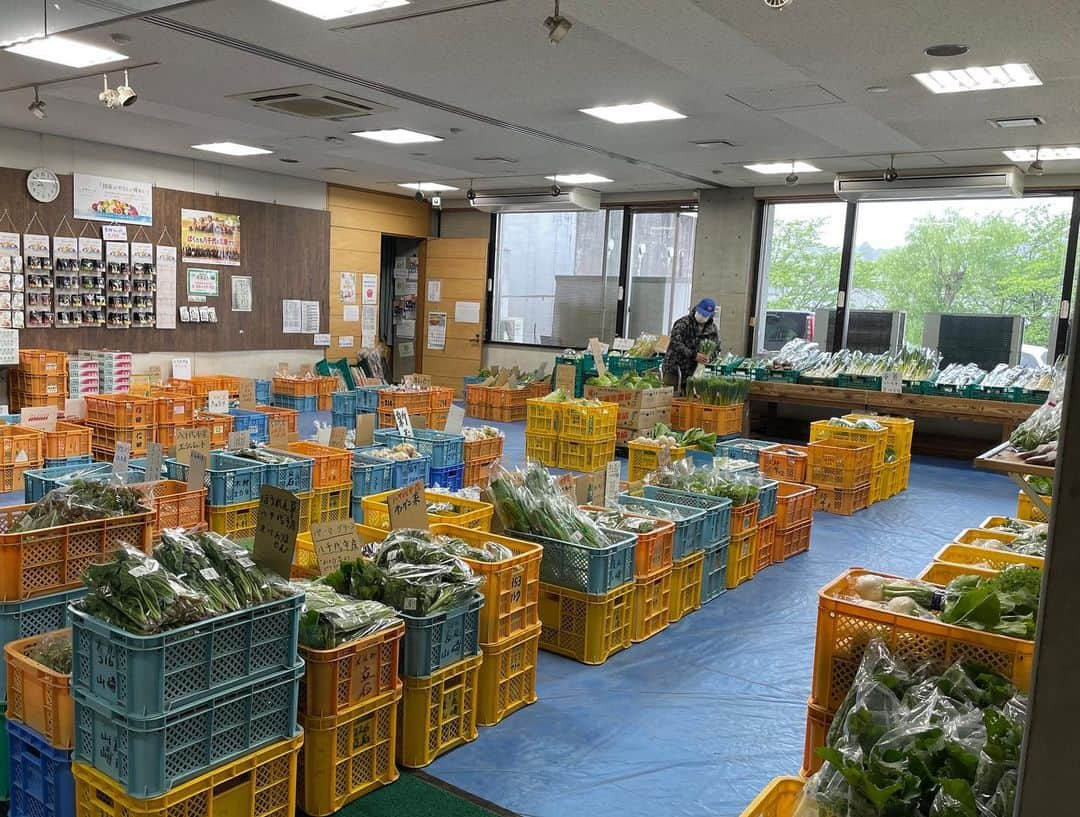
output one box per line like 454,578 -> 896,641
744,161 -> 821,174
1003,147 -> 1080,161
192,142 -> 273,156
352,128 -> 442,144
267,0 -> 408,20
545,174 -> 613,184
398,182 -> 458,192
580,102 -> 686,124
4,35 -> 127,67
989,116 -> 1045,128
913,64 -> 1042,94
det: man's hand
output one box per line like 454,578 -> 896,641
695,353 -> 709,364
1020,441 -> 1058,465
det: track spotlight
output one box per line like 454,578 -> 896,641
883,154 -> 898,182
28,87 -> 46,120
784,160 -> 799,186
99,74 -> 119,109
116,69 -> 137,107
1029,146 -> 1045,176
550,181 -> 562,197
414,188 -> 426,202
466,181 -> 477,203
543,0 -> 572,44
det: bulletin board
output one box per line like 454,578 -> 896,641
0,166 -> 329,353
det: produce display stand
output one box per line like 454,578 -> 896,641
974,441 -> 1054,519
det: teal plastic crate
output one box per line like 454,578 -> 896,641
43,454 -> 94,469
511,527 -> 635,594
351,458 -> 394,498
374,428 -> 464,468
604,354 -> 663,377
837,374 -> 882,390
701,539 -> 730,604
355,386 -> 388,412
315,358 -> 356,391
164,450 -> 267,505
714,438 -> 774,464
1,588 -> 86,704
642,486 -> 732,547
616,493 -> 707,560
271,393 -> 318,412
756,478 -> 779,520
243,449 -> 313,493
399,592 -> 483,677
753,368 -> 801,383
7,719 -> 74,817
24,461 -> 114,502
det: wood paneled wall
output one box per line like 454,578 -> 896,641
327,185 -> 429,361
0,166 -> 328,353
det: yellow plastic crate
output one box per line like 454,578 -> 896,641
626,441 -> 687,483
476,623 -> 540,726
298,687 -> 400,816
559,401 -> 618,441
361,490 -> 493,532
525,398 -> 561,434
538,581 -> 633,665
918,561 -> 998,584
293,523 -> 391,579
739,776 -> 805,817
72,733 -> 302,817
557,438 -> 615,472
953,528 -> 1018,547
207,499 -> 260,541
1016,488 -> 1050,522
524,432 -> 559,467
668,551 -> 704,623
726,528 -> 758,589
310,482 -> 353,524
869,465 -> 889,504
399,653 -> 482,768
630,568 -> 672,643
932,542 -> 1043,572
978,515 -> 1039,532
842,413 -> 915,459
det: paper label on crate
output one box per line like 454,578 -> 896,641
394,407 -> 413,437
207,390 -> 230,414
444,404 -> 465,436
186,449 -> 208,491
611,337 -> 633,352
144,442 -> 163,483
174,426 -> 211,465
355,413 -> 375,447
227,430 -> 251,451
310,519 -> 363,574
605,460 -> 622,507
253,485 -> 301,579
329,426 -> 348,448
238,379 -> 257,409
403,597 -> 417,611
588,337 -> 608,378
268,417 -> 289,449
20,405 -> 57,432
112,441 -> 131,474
881,371 -> 902,394
388,480 -> 428,531
199,567 -> 221,582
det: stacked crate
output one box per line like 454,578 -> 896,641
429,386 -> 454,429
149,389 -> 197,452
524,399 -> 618,473
712,441 -> 779,573
0,425 -> 44,493
842,414 -> 914,498
84,393 -> 154,459
330,390 -> 376,429
771,481 -> 816,563
41,422 -> 93,468
164,450 -> 271,539
806,421 -> 879,514
376,387 -> 432,429
67,358 -> 99,398
78,349 -> 132,394
9,349 -> 68,412
271,377 -> 319,412
375,428 -> 464,490
315,375 -> 337,411
588,385 -> 673,446
287,442 -> 349,527
463,429 -> 504,489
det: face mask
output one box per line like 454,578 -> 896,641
694,310 -> 709,324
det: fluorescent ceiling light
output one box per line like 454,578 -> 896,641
913,63 -> 1042,94
744,161 -> 821,174
1003,147 -> 1080,161
267,0 -> 408,19
352,128 -> 442,144
580,102 -> 685,124
4,35 -> 127,68
398,182 -> 458,192
545,173 -> 613,184
989,116 -> 1045,128
192,142 -> 273,156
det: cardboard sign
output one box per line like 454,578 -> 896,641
557,473 -> 577,501
404,373 -> 432,388
20,405 -> 58,432
329,426 -> 348,448
172,357 -> 192,381
144,442 -> 164,483
387,480 -> 428,531
299,363 -> 313,377
269,417 -> 289,449
444,404 -> 465,436
186,449 -> 208,491
207,390 -> 230,414
611,337 -> 633,352
588,337 -> 608,378
174,426 -> 211,465
881,372 -> 902,394
493,369 -> 512,387
355,413 -> 375,447
238,379 -> 257,409
227,429 -> 251,451
574,469 -> 605,506
605,460 -> 622,507
309,519 -> 363,574
112,441 -> 131,475
555,364 -> 577,394
410,413 -> 428,430
653,335 -> 670,354
394,407 -> 413,437
63,398 -> 87,420
147,365 -> 163,385
252,485 -> 301,579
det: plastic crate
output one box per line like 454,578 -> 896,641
918,562 -> 999,584
298,687 -> 399,816
7,718 -> 74,817
557,438 -> 616,472
22,462 -> 113,503
287,442 -> 352,488
430,386 -> 453,411
399,591 -> 483,678
812,568 -> 1035,715
5,630 -> 74,749
756,516 -> 776,571
0,507 -> 153,602
374,428 -> 464,469
42,423 -> 92,461
164,450 -> 267,506
806,438 -> 874,489
142,480 -> 207,536
476,623 -> 540,727
810,419 -> 888,466
668,551 -> 705,622
759,444 -> 808,483
842,414 -> 915,458
292,523 -> 389,579
298,620 -> 404,719
355,449 -> 430,490
271,393 -> 318,412
352,458 -> 395,498
71,592 -> 302,717
869,465 -> 889,504
630,568 -> 672,643
463,431 -> 503,462
699,403 -> 744,436
775,482 -> 815,529
726,528 -> 757,589
739,776 -> 805,817
88,423 -> 152,457
715,438 -> 774,464
702,538 -> 731,602
361,490 -> 493,532
0,589 -> 84,704
773,520 -> 812,562
524,432 -> 559,467
226,408 -> 267,443
11,370 -> 68,398
72,662 -> 303,798
525,398 -> 561,434
151,394 -> 196,427
756,479 -> 778,520
978,515 -> 1039,533
310,483 -> 352,524
0,425 -> 44,466
255,378 -> 271,404
813,483 -> 870,516
582,505 -> 674,579
399,652 -> 481,768
272,377 -> 319,397
932,542 -> 1043,572
377,388 -> 432,414
193,412 -> 233,447
248,448 -> 313,493
42,455 -> 94,469
669,399 -> 700,430
84,394 -> 153,428
428,463 -> 464,490
1016,488 -> 1050,522
954,527 -> 1019,548
513,527 -> 635,595
488,404 -> 525,423
560,401 -> 618,441
626,442 -> 687,483
538,582 -> 633,665
642,486 -> 733,547
465,384 -> 490,416
355,385 -> 388,412
616,494 -> 705,560
463,457 -> 496,490
253,405 -> 300,435
20,349 -> 66,374
0,700 -> 7,801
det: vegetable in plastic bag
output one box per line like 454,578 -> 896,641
16,479 -> 150,531
154,529 -> 242,614
296,581 -> 400,649
27,631 -> 73,674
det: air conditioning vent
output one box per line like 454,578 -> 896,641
229,85 -> 395,120
469,188 -> 601,214
834,165 -> 1024,201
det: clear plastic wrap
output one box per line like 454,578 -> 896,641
373,529 -> 482,615
15,478 -> 152,531
154,529 -> 243,614
1010,370 -> 1065,451
295,580 -> 400,649
488,461 -> 610,548
196,530 -> 294,605
438,535 -> 514,563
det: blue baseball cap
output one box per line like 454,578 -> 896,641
695,298 -> 716,318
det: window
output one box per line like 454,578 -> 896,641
491,210 -> 623,347
851,196 -> 1072,367
624,210 -> 698,337
756,201 -> 847,351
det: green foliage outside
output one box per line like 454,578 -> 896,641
765,204 -> 1068,347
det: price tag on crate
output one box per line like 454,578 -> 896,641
444,404 -> 465,435
388,480 -> 428,530
207,390 -> 230,414
238,379 -> 257,409
144,442 -> 164,483
269,417 -> 290,449
186,449 -> 208,491
611,337 -> 633,352
112,441 -> 131,475
394,407 -> 413,437
588,337 -> 608,378
174,426 -> 211,465
253,485 -> 301,578
329,426 -> 348,448
355,413 -> 375,447
605,460 -> 622,507
881,371 -> 902,394
310,519 -> 363,574
227,429 -> 251,451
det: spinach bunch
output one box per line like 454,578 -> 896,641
296,581 -> 399,649
154,530 -> 243,615
16,479 -> 149,531
940,566 -> 1042,640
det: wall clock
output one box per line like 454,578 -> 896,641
27,167 -> 60,203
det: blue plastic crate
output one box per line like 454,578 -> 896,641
238,449 -> 313,493
126,458 -> 166,480
756,478 -> 779,521
164,450 -> 267,505
351,458 -> 394,498
399,592 -> 483,677
70,592 -> 302,718
43,454 -> 94,469
701,538 -> 730,605
428,463 -> 464,490
271,393 -> 318,412
684,444 -> 756,471
228,408 -> 269,443
350,495 -> 364,523
714,438 -> 774,464
23,462 -> 114,503
0,701 -> 6,801
1,588 -> 86,705
355,386 -> 387,412
0,413 -> 21,424
356,448 -> 430,489
7,719 -> 74,817
374,428 -> 464,469
331,390 -> 357,416
511,527 -> 636,595
331,408 -> 374,430
616,494 -> 707,559
72,662 -> 303,798
255,379 -> 271,404
643,486 -> 732,547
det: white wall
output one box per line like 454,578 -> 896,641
131,351 -> 318,379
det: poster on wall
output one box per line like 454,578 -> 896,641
156,246 -> 177,329
339,272 -> 356,304
187,267 -> 219,297
181,209 -> 240,266
282,299 -> 302,334
362,273 -> 377,304
231,276 -> 252,311
301,300 -> 320,334
427,312 -> 447,351
73,174 -> 153,226
361,305 -> 377,348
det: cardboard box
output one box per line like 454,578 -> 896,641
574,469 -> 608,505
617,406 -> 672,431
583,385 -> 634,405
629,386 -> 674,410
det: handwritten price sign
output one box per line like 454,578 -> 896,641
253,485 -> 301,578
388,480 -> 428,530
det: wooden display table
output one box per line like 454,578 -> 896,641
975,441 -> 1054,519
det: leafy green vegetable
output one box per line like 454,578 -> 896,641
154,529 -> 243,615
16,479 -> 150,531
296,581 -> 399,649
489,462 -> 612,549
27,632 -> 72,674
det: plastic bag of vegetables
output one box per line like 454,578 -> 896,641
154,529 -> 243,615
296,581 -> 400,649
488,461 -> 610,548
371,529 -> 483,615
1010,371 -> 1065,451
16,479 -> 152,531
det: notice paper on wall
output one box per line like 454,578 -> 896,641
427,312 -> 447,350
343,304 -> 360,322
399,341 -> 415,358
314,333 -> 331,347
362,273 -> 378,304
282,299 -> 302,333
338,336 -> 354,348
454,301 -> 481,324
426,280 -> 441,302
156,246 -> 177,329
0,328 -> 18,365
231,276 -> 252,312
397,318 -> 415,339
301,300 -> 320,333
361,304 -> 377,348
339,271 -> 356,304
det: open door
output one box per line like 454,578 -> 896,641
419,238 -> 488,395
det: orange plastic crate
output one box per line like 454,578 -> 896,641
773,520 -> 812,562
760,444 -> 808,483
525,381 -> 551,399
85,393 -> 154,428
298,619 -> 404,717
630,568 -> 672,643
813,483 -> 870,515
272,376 -> 320,397
142,479 -> 207,535
869,465 -> 889,504
489,404 -> 526,423
0,425 -> 44,466
429,410 -> 448,430
465,384 -> 491,408
10,392 -> 66,412
89,423 -> 151,457
193,412 -> 234,447
774,481 -> 816,529
377,388 -> 432,413
0,464 -> 36,493
288,441 -> 352,487
487,388 -> 526,411
316,376 -> 338,397
254,404 -> 299,435
756,516 -> 776,572
430,386 -> 454,411
698,403 -> 743,436
152,422 -> 191,451
669,399 -> 700,430
0,504 -> 154,601
152,394 -> 197,426
729,500 -> 760,537
10,369 -> 67,397
42,422 -> 93,460
5,629 -> 75,749
19,349 -> 66,375
581,505 -> 674,579
810,419 -> 888,465
217,375 -> 244,399
463,457 -> 496,489
803,700 -> 832,777
171,376 -> 228,399
464,434 -> 503,462
668,551 -> 704,623
806,438 -> 874,489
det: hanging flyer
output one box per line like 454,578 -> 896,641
156,246 -> 177,329
339,271 -> 356,304
283,299 -> 302,333
361,304 -> 377,348
427,311 -> 447,351
187,267 -> 219,297
301,300 -> 320,333
362,273 -> 378,304
231,276 -> 252,311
